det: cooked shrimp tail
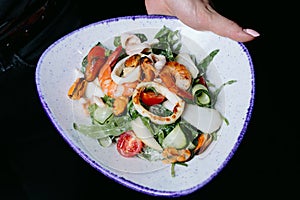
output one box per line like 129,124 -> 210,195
160,61 -> 193,100
98,45 -> 123,79
98,45 -> 138,99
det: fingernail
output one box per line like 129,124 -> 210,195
243,29 -> 260,37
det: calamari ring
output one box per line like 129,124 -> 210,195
132,81 -> 185,125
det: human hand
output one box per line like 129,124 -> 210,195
145,0 -> 260,42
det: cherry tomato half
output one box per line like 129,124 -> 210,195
116,130 -> 144,157
141,91 -> 166,106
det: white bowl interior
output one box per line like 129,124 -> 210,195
35,15 -> 254,197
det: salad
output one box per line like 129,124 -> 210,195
67,26 -> 235,176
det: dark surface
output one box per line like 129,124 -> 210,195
0,1 -> 295,199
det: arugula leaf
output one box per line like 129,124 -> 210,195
197,49 -> 220,75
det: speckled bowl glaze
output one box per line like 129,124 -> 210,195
35,15 -> 254,197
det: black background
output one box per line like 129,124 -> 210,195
1,1 -> 296,199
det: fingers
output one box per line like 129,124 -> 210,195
206,13 -> 260,42
145,0 -> 171,15
177,2 -> 260,43
144,0 -> 260,43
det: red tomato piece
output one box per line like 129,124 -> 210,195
117,130 -> 144,157
198,76 -> 207,88
141,91 -> 165,106
84,45 -> 107,81
87,45 -> 106,62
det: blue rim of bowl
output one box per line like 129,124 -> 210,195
35,14 -> 255,197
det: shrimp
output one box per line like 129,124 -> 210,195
98,45 -> 139,98
159,61 -> 193,100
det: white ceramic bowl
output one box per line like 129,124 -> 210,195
35,15 -> 255,197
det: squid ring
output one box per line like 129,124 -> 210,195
132,81 -> 185,125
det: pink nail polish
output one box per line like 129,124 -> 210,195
243,29 -> 260,37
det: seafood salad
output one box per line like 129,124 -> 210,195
67,26 -> 234,176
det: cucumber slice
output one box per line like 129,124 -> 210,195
196,92 -> 210,105
192,84 -> 210,106
162,124 -> 188,149
192,84 -> 208,94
